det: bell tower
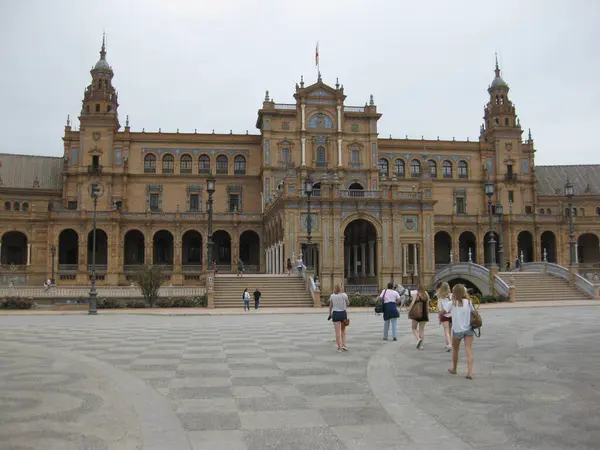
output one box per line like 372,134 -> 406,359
481,55 -> 520,137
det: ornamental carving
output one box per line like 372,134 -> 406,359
281,121 -> 290,130
92,132 -> 101,141
351,123 -> 359,132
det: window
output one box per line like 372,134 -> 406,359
572,208 -> 577,216
95,104 -> 100,112
458,160 -> 468,178
546,208 -> 551,215
98,80 -> 102,89
428,160 -> 437,178
508,191 -> 514,203
281,147 -> 291,163
92,155 -> 100,169
316,146 -> 326,168
216,155 -> 228,174
505,118 -> 509,126
13,201 -> 20,211
456,197 -> 466,214
162,154 -> 174,174
378,158 -> 389,177
525,205 -> 533,215
86,105 -> 90,113
228,193 -> 240,212
307,113 -> 334,129
507,164 -> 513,177
395,159 -> 405,177
144,154 -> 156,173
4,201 -> 10,211
410,160 -> 421,177
150,193 -> 160,211
180,155 -> 193,174
596,207 -> 600,216
442,160 -> 453,178
114,201 -> 122,211
565,208 -> 570,217
539,208 -> 545,215
189,194 -> 200,212
351,150 -> 360,164
234,155 -> 246,175
67,201 -> 77,210
198,154 -> 210,174
107,105 -> 112,112
22,202 -> 29,212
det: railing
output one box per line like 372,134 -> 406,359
348,162 -> 363,169
340,190 -> 382,199
397,191 -> 422,200
522,262 -> 598,298
274,103 -> 296,110
0,285 -> 207,299
88,165 -> 102,175
155,264 -> 173,272
278,161 -> 295,168
58,264 -> 77,272
216,264 -> 231,273
124,264 -> 143,273
434,262 -> 510,296
314,160 -> 328,168
182,264 -> 203,273
505,173 -> 518,182
345,285 -> 379,294
87,264 -> 108,273
344,106 -> 366,112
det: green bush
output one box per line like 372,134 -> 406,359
0,297 -> 35,309
97,298 -> 122,309
124,299 -> 148,308
155,296 -> 207,308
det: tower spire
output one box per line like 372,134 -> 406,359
100,32 -> 106,61
494,52 -> 500,78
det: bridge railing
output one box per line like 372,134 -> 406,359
434,262 -> 510,296
0,285 -> 206,299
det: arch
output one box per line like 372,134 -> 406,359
434,231 -> 452,267
410,159 -> 421,177
442,160 -> 453,178
440,277 -> 483,296
153,230 -> 174,265
343,218 -> 378,284
234,155 -> 246,175
239,230 -> 260,269
182,230 -> 203,266
517,230 -> 534,262
378,158 -> 389,177
162,154 -> 174,174
144,154 -> 157,173
22,202 -> 29,212
316,146 -> 326,168
212,230 -> 232,268
216,155 -> 228,174
87,228 -> 108,268
3,201 -> 10,211
307,113 -> 333,129
596,207 -> 600,216
312,182 -> 322,197
58,229 -> 79,265
394,159 -> 405,177
458,231 -> 477,262
428,159 -> 437,178
577,233 -> 600,263
540,230 -> 557,263
458,160 -> 468,178
198,154 -> 210,174
348,182 -> 364,190
1,231 -> 27,265
180,154 -> 193,174
13,201 -> 20,211
124,229 -> 145,265
546,208 -> 551,215
483,231 -> 500,266
580,208 -> 585,217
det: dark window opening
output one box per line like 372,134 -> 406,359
144,154 -> 156,173
162,155 -> 174,174
229,194 -> 240,212
507,164 -> 513,177
198,155 -> 210,174
234,156 -> 246,175
95,104 -> 100,112
216,155 -> 228,175
180,155 -> 193,174
395,159 -> 405,177
22,202 -> 29,212
190,194 -> 200,212
67,201 -> 77,210
98,80 -> 102,89
410,160 -> 421,177
150,193 -> 160,212
456,197 -> 466,214
505,118 -> 509,126
86,105 -> 90,113
508,190 -> 514,203
4,201 -> 10,211
525,205 -> 533,214
92,155 -> 100,169
114,201 -> 122,211
13,201 -> 20,211
107,105 -> 112,112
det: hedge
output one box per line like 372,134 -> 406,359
0,297 -> 36,309
97,295 -> 207,309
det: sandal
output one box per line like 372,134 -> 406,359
447,369 -> 457,375
465,375 -> 473,380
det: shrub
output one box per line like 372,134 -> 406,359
155,296 -> 207,308
0,297 -> 35,309
135,265 -> 165,307
97,298 -> 122,309
124,299 -> 147,308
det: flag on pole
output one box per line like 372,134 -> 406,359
315,42 -> 319,68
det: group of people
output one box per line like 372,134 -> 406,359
327,281 -> 476,379
242,288 -> 261,311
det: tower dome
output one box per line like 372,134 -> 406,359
94,34 -> 111,71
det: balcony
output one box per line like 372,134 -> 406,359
348,162 -> 363,169
88,264 -> 108,273
278,161 -> 296,169
344,106 -> 366,113
505,173 -> 519,182
340,189 -> 382,199
274,103 -> 296,110
182,264 -> 203,273
88,165 -> 102,175
313,160 -> 328,169
397,191 -> 422,200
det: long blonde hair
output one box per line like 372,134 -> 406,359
437,282 -> 451,299
333,284 -> 342,294
416,285 -> 430,301
451,283 -> 468,306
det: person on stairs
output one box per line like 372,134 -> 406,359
243,288 -> 250,311
253,288 -> 261,310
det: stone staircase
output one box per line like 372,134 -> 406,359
496,271 -> 590,302
213,274 -> 314,308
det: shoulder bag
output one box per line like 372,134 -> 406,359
469,300 -> 482,337
408,296 -> 424,321
374,290 -> 386,314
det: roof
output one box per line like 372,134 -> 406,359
0,154 -> 63,190
536,165 -> 600,196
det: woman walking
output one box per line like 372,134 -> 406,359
328,284 -> 349,352
380,282 -> 401,341
437,282 -> 453,351
286,258 -> 292,276
443,283 -> 475,379
407,285 -> 430,349
243,288 -> 250,311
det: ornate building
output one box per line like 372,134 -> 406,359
1,40 -> 599,293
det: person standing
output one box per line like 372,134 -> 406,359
407,285 -> 430,349
253,288 -> 261,310
380,282 -> 401,341
444,283 -> 475,379
243,288 -> 250,311
286,258 -> 292,276
328,284 -> 349,352
237,259 -> 244,277
436,282 -> 453,351
515,257 -> 520,270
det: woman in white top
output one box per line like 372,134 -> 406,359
328,284 -> 349,352
443,283 -> 475,379
380,282 -> 401,341
436,282 -> 453,352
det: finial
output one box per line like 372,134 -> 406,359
142,127 -> 145,132
369,94 -> 374,106
100,32 -> 107,60
230,129 -> 233,134
467,137 -> 470,142
317,71 -> 322,83
66,114 -> 70,127
468,248 -> 473,262
177,128 -> 179,133
125,115 -> 129,127
158,127 -> 161,133
389,134 -> 392,139
300,75 -> 304,88
246,130 -> 249,135
517,118 -> 521,127
212,129 -> 215,134
437,136 -> 439,140
528,128 -> 532,142
265,90 -> 270,101
335,77 -> 339,89
494,52 -> 500,78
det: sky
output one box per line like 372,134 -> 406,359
0,0 -> 598,165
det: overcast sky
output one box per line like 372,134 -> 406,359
1,0 -> 598,165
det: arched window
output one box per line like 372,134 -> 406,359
144,154 -> 156,173
410,160 -> 421,177
546,208 -> 551,215
98,80 -> 102,89
307,113 -> 334,129
180,155 -> 192,174
539,208 -> 545,215
281,144 -> 291,164
394,159 -> 405,178
4,201 -> 10,211
316,146 -> 326,168
580,208 -> 585,217
458,160 -> 468,179
378,158 -> 389,177
565,208 -> 570,217
596,207 -> 600,216
442,160 -> 453,178
13,201 -> 20,211
216,155 -> 228,174
505,118 -> 510,126
234,155 -> 246,175
162,154 -> 174,174
22,202 -> 29,212
198,154 -> 210,174
428,160 -> 437,178
572,208 -> 577,217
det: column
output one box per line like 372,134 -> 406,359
336,105 -> 342,132
368,241 -> 375,276
337,139 -> 342,167
360,243 -> 367,276
402,244 -> 408,276
275,244 -> 279,274
301,138 -> 306,166
27,243 -> 31,266
345,245 -> 351,278
0,243 -> 2,263
353,245 -> 359,277
301,104 -> 306,131
413,244 -> 418,276
279,242 -> 284,274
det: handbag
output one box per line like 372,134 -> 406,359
374,289 -> 387,314
469,301 -> 482,337
408,297 -> 424,321
342,318 -> 350,327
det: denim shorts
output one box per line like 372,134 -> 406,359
331,311 -> 347,323
453,329 -> 474,340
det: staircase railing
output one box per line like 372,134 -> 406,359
522,262 -> 598,298
303,269 -> 320,307
434,262 -> 510,296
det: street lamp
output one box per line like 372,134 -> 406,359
496,202 -> 504,270
565,179 -> 576,266
301,178 -> 314,268
484,180 -> 496,268
206,172 -> 216,271
88,183 -> 101,315
50,245 -> 56,285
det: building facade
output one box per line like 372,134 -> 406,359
1,41 -> 600,292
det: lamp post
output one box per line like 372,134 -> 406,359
302,178 -> 314,267
50,245 -> 56,285
88,183 -> 100,315
496,202 -> 504,271
485,180 -> 496,268
565,179 -> 576,266
206,173 -> 216,270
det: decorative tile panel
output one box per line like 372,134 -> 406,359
300,213 -> 319,232
402,215 -> 419,232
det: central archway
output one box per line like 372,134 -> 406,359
87,229 -> 108,272
540,231 -> 557,263
458,231 -> 477,263
1,231 -> 28,265
239,230 -> 260,271
343,219 -> 377,285
434,231 -> 452,268
517,231 -> 534,262
212,230 -> 232,270
153,230 -> 174,266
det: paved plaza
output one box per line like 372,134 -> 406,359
0,305 -> 599,450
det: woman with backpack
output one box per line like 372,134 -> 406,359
242,288 -> 250,311
443,283 -> 475,379
379,282 -> 401,341
407,285 -> 430,349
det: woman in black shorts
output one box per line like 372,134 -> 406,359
328,284 -> 349,352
